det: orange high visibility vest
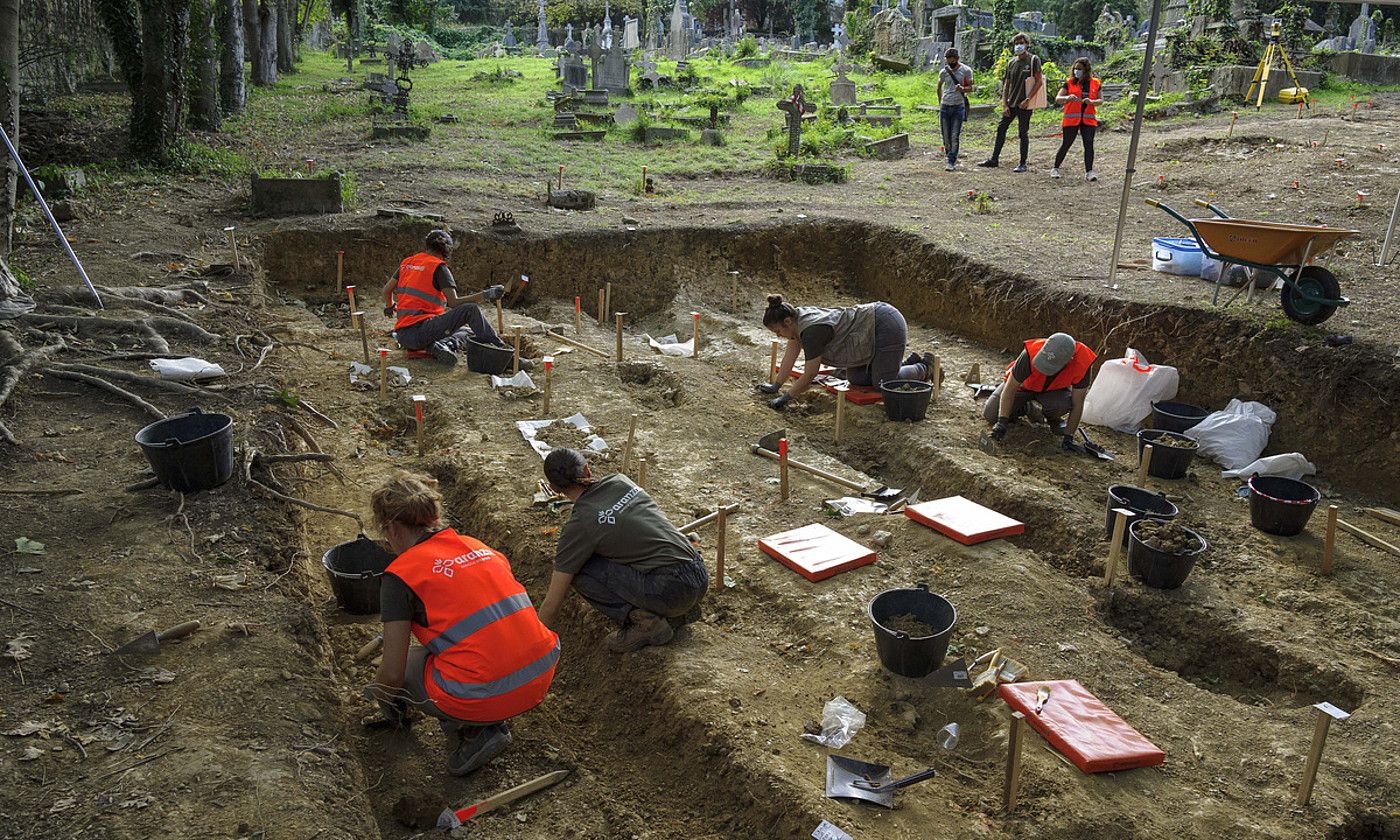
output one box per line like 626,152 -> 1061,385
1061,77 -> 1100,127
393,252 -> 448,330
386,529 -> 559,722
1006,338 -> 1097,393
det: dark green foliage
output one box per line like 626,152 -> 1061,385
1273,0 -> 1309,47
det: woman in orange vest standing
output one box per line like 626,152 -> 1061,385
1050,58 -> 1102,182
366,473 -> 559,776
983,332 -> 1097,453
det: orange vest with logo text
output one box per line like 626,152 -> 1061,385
386,529 -> 559,722
1061,77 -> 1101,127
394,252 -> 448,330
1006,338 -> 1097,393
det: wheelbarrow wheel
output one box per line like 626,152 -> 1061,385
1281,266 -> 1340,325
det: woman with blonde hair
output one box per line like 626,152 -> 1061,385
366,473 -> 558,776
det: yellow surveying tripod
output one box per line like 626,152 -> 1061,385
1246,21 -> 1310,112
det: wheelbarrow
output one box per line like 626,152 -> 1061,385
1145,198 -> 1359,325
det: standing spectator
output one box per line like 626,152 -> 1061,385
936,47 -> 973,171
977,33 -> 1044,173
1052,57 -> 1103,181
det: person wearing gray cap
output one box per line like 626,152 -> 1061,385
983,333 -> 1097,451
379,229 -> 515,367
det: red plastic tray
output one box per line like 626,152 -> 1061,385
785,369 -> 884,405
905,496 -> 1024,545
758,523 -> 876,582
999,680 -> 1165,773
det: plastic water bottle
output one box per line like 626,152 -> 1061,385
938,722 -> 960,751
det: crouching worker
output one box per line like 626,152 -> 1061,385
984,332 -> 1096,451
536,448 -> 708,653
757,294 -> 932,410
365,473 -> 559,776
380,229 -> 512,367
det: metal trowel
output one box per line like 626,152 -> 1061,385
826,755 -> 937,808
113,620 -> 201,656
925,657 -> 973,688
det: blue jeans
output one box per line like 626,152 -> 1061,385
939,104 -> 966,165
571,554 -> 709,626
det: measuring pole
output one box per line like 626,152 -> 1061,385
1106,0 -> 1163,288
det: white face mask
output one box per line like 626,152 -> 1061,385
1013,43 -> 1026,54
1073,69 -> 1084,79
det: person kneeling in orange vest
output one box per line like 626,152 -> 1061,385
365,473 -> 559,776
378,229 -> 518,368
536,448 -> 709,653
984,332 -> 1097,454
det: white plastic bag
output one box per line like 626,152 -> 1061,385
149,357 -> 225,381
1080,348 -> 1179,433
800,696 -> 866,748
645,333 -> 694,357
1185,398 -> 1276,470
1222,452 -> 1315,481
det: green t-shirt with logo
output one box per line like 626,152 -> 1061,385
554,474 -> 696,575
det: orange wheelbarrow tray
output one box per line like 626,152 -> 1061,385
1145,198 -> 1359,325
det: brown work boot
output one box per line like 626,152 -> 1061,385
606,609 -> 674,653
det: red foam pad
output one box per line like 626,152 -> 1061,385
999,680 -> 1165,774
404,350 -> 432,359
785,369 -> 884,405
905,496 -> 1024,545
758,523 -> 876,582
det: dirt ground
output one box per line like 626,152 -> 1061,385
2,71 -> 1399,840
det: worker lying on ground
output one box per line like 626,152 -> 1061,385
984,332 -> 1097,452
536,448 -> 709,653
365,473 -> 559,776
380,229 -> 519,368
757,294 -> 934,410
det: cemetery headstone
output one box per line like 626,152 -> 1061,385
596,44 -> 632,94
776,84 -> 807,156
830,61 -> 857,105
562,54 -> 589,91
614,103 -> 639,124
669,0 -> 689,59
623,16 -> 640,49
503,23 -> 518,48
565,23 -> 577,51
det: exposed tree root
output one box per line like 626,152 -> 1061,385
42,369 -> 166,420
17,314 -> 172,354
243,446 -> 363,530
49,363 -> 209,396
0,335 -> 68,444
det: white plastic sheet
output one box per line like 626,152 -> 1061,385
1221,452 -> 1314,481
645,333 -> 695,357
490,371 -> 536,390
515,412 -> 608,459
800,696 -> 866,749
823,497 -> 888,516
349,361 -> 410,387
1081,348 -> 1179,433
149,357 -> 225,381
1186,398 -> 1276,470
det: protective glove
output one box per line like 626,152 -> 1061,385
382,304 -> 394,318
483,284 -> 506,302
768,394 -> 792,411
989,419 -> 1009,441
756,382 -> 781,395
378,697 -> 410,728
1061,435 -> 1086,455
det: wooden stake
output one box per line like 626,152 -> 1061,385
778,437 -> 790,501
544,330 -> 609,359
353,311 -> 370,364
835,388 -> 847,442
1228,110 -> 1237,138
345,284 -> 358,315
1296,709 -> 1332,805
557,164 -> 564,190
1363,506 -> 1400,527
1337,518 -> 1400,557
413,395 -> 426,456
637,457 -> 647,488
336,249 -> 345,292
224,226 -> 239,270
574,296 -> 582,333
1003,711 -> 1027,812
1321,504 -> 1338,575
678,502 -> 741,534
620,414 -> 638,474
931,355 -> 942,399
1137,443 -> 1154,486
715,505 -> 729,585
377,348 -> 389,400
542,357 -> 553,415
495,299 -> 504,334
604,282 -> 612,319
769,340 -> 780,382
691,312 -> 700,357
597,288 -> 605,327
615,312 -> 626,361
512,326 -> 523,375
1105,508 -> 1132,586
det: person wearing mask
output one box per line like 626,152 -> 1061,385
1051,58 -> 1103,181
757,295 -> 933,410
977,33 -> 1044,174
936,47 -> 973,172
537,448 -> 709,653
984,332 -> 1097,452
379,229 -> 515,367
366,473 -> 559,775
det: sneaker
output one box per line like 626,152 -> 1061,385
430,338 -> 459,366
669,603 -> 702,628
446,724 -> 511,776
1086,170 -> 1098,182
1011,164 -> 1028,173
976,158 -> 999,168
606,609 -> 674,653
904,352 -> 921,367
944,162 -> 955,171
518,358 -> 535,372
1050,167 -> 1061,179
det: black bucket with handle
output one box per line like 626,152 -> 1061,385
1127,519 -> 1209,589
880,380 -> 933,422
322,534 -> 395,615
466,338 -> 515,375
1248,474 -> 1321,536
1105,484 -> 1179,543
134,408 -> 235,493
867,584 -> 957,678
1150,401 -> 1209,434
1136,429 -> 1198,479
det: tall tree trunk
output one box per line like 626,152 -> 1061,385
1,0 -> 18,255
189,0 -> 221,129
244,0 -> 266,85
218,0 -> 246,114
97,0 -> 144,93
257,0 -> 278,84
276,0 -> 294,72
132,0 -> 191,160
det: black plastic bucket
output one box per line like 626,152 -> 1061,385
867,584 -> 957,678
466,338 -> 515,375
1136,429 -> 1198,479
134,408 -> 235,493
1150,401 -> 1209,434
1105,484 -> 1179,542
322,534 -> 395,615
1127,519 -> 1208,589
1248,474 -> 1321,536
880,380 -> 933,422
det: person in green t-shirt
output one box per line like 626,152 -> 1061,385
977,32 -> 1044,173
536,448 -> 709,653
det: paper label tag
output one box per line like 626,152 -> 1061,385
1313,701 -> 1351,721
812,820 -> 853,840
